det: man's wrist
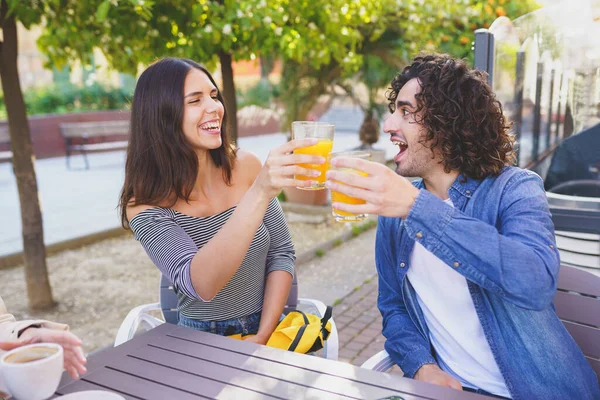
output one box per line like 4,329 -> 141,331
414,363 -> 438,379
406,186 -> 420,216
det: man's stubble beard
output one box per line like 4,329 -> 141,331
394,149 -> 431,178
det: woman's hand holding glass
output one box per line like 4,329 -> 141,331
253,138 -> 327,200
325,156 -> 420,219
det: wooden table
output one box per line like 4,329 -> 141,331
54,323 -> 488,399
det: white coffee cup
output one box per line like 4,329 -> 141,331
0,343 -> 64,400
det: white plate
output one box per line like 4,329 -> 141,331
59,390 -> 126,399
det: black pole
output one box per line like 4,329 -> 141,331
554,73 -> 564,142
474,29 -> 495,86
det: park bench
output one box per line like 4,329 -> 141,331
60,120 -> 129,169
0,125 -> 13,165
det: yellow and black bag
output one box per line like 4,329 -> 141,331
266,306 -> 332,354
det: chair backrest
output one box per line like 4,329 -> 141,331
554,265 -> 600,382
159,275 -> 180,325
285,274 -> 299,313
549,180 -> 600,198
549,200 -> 600,269
551,207 -> 600,235
159,273 -> 300,325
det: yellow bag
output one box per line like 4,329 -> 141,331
265,306 -> 333,353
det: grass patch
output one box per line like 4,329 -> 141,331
362,219 -> 377,230
315,249 -> 326,257
351,219 -> 377,237
363,278 -> 372,284
332,238 -> 343,247
333,298 -> 342,306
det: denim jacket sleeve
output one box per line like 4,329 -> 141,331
403,171 -> 560,311
376,216 -> 437,378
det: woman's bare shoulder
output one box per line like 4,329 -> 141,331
235,149 -> 262,181
126,200 -> 158,221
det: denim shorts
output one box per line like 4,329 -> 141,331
178,311 -> 262,337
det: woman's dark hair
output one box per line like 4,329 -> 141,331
387,53 -> 515,179
119,57 -> 235,229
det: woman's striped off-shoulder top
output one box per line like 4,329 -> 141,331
129,198 -> 295,321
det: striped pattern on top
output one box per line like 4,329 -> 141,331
130,198 -> 295,321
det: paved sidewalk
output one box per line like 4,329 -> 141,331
334,275 -> 383,365
296,227 -> 403,375
333,273 -> 403,375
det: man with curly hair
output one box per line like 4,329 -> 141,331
325,54 -> 600,399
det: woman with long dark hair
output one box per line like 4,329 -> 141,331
119,57 -> 324,343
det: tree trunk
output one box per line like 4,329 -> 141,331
218,52 -> 238,143
359,109 -> 380,147
0,2 -> 55,309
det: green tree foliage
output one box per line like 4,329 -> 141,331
403,0 -> 539,62
34,0 -> 537,138
35,0 -> 394,140
34,0 -> 537,73
275,0 -> 539,142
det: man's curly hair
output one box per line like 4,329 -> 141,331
387,53 -> 515,179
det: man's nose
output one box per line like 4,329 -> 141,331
382,113 -> 395,134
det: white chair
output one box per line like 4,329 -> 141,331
115,274 -> 339,360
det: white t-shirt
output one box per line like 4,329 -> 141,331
406,198 -> 510,398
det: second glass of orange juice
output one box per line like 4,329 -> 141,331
329,150 -> 371,222
291,121 -> 334,190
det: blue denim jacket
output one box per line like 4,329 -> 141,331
376,166 -> 600,400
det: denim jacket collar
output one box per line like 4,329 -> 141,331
413,173 -> 483,202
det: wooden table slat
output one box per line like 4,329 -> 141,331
54,380 -> 140,400
167,326 -> 485,400
57,324 -> 171,390
54,324 -> 492,400
109,353 -> 282,400
84,367 -> 206,400
143,336 -> 410,400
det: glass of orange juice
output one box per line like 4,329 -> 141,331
330,150 -> 371,222
291,121 -> 334,190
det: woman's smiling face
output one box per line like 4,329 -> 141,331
181,68 -> 225,151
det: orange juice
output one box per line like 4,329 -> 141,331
331,169 -> 368,221
331,191 -> 366,216
294,139 -> 333,189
